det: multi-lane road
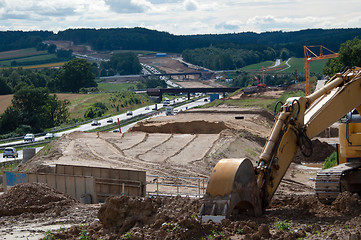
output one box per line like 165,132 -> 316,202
0,96 -> 210,162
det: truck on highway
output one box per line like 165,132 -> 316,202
166,106 -> 173,116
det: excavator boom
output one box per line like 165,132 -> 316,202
201,67 -> 361,221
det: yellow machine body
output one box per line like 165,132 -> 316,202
201,67 -> 361,220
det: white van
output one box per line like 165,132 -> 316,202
24,133 -> 35,142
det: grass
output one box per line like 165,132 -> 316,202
280,57 -> 329,74
274,220 -> 291,231
97,83 -> 136,92
0,48 -> 46,60
322,152 -> 337,169
240,57 -> 329,75
241,61 -> 274,71
0,163 -> 19,175
0,54 -> 58,66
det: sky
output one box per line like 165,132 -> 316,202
0,0 -> 361,35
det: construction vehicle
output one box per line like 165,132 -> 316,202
252,75 -> 266,88
200,67 -> 361,222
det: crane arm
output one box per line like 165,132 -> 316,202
257,67 -> 361,207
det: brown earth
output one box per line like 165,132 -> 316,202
6,102 -> 348,239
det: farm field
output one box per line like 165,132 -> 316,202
97,82 -> 136,92
0,48 -> 65,68
241,57 -> 329,74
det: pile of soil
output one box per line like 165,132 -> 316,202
0,183 -> 78,216
293,139 -> 336,163
50,192 -> 361,240
130,120 -> 228,134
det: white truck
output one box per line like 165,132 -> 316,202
166,106 -> 173,116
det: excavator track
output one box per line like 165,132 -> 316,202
315,162 -> 361,204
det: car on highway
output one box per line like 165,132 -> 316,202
112,129 -> 120,133
145,106 -> 150,110
126,111 -> 133,116
44,133 -> 54,139
3,147 -> 18,158
107,118 -> 113,123
91,120 -> 101,126
24,133 -> 35,142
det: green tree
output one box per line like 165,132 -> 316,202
324,37 -> 361,75
0,86 -> 69,133
56,58 -> 96,93
0,77 -> 12,95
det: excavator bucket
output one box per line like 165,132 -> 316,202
200,158 -> 262,222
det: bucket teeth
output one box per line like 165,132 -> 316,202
200,158 -> 262,222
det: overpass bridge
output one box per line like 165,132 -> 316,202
147,87 -> 240,102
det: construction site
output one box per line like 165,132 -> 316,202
1,55 -> 361,240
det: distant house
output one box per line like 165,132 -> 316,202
156,53 -> 167,57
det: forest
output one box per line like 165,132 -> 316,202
1,28 -> 361,57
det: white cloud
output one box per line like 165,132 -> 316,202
104,0 -> 154,13
183,0 -> 198,11
0,0 -> 361,35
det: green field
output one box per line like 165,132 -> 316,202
0,54 -> 57,66
0,48 -> 64,67
241,57 -> 329,74
279,58 -> 329,74
97,83 -> 137,92
0,48 -> 47,60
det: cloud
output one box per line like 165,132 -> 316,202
105,0 -> 153,13
183,0 -> 198,11
215,21 -> 242,31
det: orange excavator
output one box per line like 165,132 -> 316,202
252,75 -> 266,88
200,67 -> 361,222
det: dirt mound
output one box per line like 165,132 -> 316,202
35,192 -> 361,239
97,196 -> 208,239
0,183 -> 78,216
293,139 -> 336,163
130,120 -> 228,134
332,191 -> 361,214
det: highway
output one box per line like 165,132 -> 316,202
0,96 -> 210,162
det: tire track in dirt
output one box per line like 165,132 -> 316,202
164,134 -> 198,164
127,134 -> 173,161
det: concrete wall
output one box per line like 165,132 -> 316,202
55,165 -> 146,202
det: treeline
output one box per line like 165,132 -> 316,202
182,46 -> 278,70
100,52 -> 142,76
1,28 -> 361,58
0,31 -> 52,52
0,87 -> 69,137
0,58 -> 96,94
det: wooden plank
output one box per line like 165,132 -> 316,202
56,175 -> 66,193
65,176 -> 76,198
83,167 -> 92,177
27,173 -> 37,183
64,165 -> 74,175
37,174 -> 47,184
85,177 -> 97,203
46,175 -> 57,189
74,166 -> 83,176
74,177 -> 85,201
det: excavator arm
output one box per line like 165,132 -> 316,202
201,67 -> 361,221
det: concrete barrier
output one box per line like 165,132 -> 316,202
23,148 -> 36,163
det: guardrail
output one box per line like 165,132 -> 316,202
146,174 -> 207,198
